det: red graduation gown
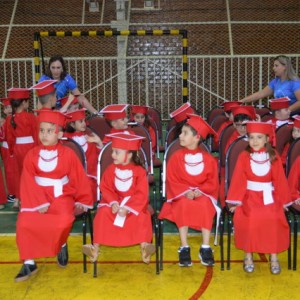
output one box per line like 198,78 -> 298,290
226,150 -> 290,253
288,156 -> 300,201
16,143 -> 93,260
158,148 -> 219,231
94,163 -> 152,246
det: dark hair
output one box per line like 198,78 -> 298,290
45,55 -> 68,80
130,150 -> 145,168
234,114 -> 251,123
10,99 -> 26,129
65,122 -> 76,133
132,112 -> 151,128
246,141 -> 277,163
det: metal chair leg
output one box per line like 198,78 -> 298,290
82,212 -> 87,273
293,213 -> 298,270
159,220 -> 164,271
219,208 -> 225,271
227,211 -> 232,270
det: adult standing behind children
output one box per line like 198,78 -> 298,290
240,55 -> 300,115
38,55 -> 98,114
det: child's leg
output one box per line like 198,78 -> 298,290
15,259 -> 38,283
179,226 -> 189,246
82,243 -> 99,262
140,242 -> 156,264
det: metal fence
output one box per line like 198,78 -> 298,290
1,54 -> 300,119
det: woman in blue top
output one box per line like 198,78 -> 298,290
39,55 -> 97,114
240,55 -> 300,115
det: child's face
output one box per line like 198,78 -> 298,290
248,132 -> 268,151
292,127 -> 300,140
234,122 -> 247,136
275,108 -> 290,120
23,100 -> 29,110
111,148 -> 132,165
179,125 -> 200,150
3,105 -> 12,116
133,113 -> 145,125
39,122 -> 62,146
74,119 -> 86,132
111,117 -> 128,130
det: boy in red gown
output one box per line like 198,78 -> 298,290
267,97 -> 292,128
226,122 -> 291,274
159,114 -> 220,267
15,110 -> 93,282
82,133 -> 155,264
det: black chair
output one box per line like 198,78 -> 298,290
148,107 -> 164,154
209,115 -> 228,152
159,139 -> 210,271
86,115 -> 111,141
219,136 -> 248,270
255,107 -> 271,117
91,142 -> 160,277
275,123 -> 293,156
286,137 -> 300,270
60,137 -> 94,273
206,107 -> 224,125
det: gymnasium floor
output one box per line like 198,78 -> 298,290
0,233 -> 299,299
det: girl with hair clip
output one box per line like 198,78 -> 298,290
6,88 -> 38,208
39,55 -> 97,114
64,109 -> 103,202
226,122 -> 291,275
240,55 -> 300,115
82,133 -> 156,264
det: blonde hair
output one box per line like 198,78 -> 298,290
274,55 -> 299,80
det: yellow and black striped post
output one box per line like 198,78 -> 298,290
34,29 -> 188,102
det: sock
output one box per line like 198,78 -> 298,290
24,259 -> 35,265
201,244 -> 210,249
180,245 -> 189,250
61,243 -> 66,248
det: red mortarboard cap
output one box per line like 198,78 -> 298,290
232,105 -> 256,120
246,121 -> 276,146
60,95 -> 79,107
170,102 -> 194,123
35,110 -> 67,128
7,88 -> 31,100
65,109 -> 86,123
131,105 -> 148,115
269,97 -> 290,110
0,97 -> 11,106
186,114 -> 217,139
221,101 -> 242,112
31,80 -> 57,97
100,104 -> 128,121
293,116 -> 300,129
105,133 -> 145,150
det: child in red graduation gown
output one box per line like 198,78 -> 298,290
64,108 -> 102,201
226,121 -> 291,275
82,133 -> 155,264
159,114 -> 220,267
6,88 -> 38,206
288,156 -> 300,205
15,110 -> 93,283
0,97 -> 19,206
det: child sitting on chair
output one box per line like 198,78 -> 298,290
226,122 -> 291,275
100,104 -> 135,144
14,110 -> 93,282
267,97 -> 292,128
64,108 -> 103,201
158,114 -> 220,267
82,133 -> 155,264
281,115 -> 300,167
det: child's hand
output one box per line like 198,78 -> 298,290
85,133 -> 103,148
194,189 -> 202,198
229,206 -> 237,213
38,206 -> 49,214
295,199 -> 300,205
185,191 -> 194,200
74,204 -> 87,214
255,114 -> 261,122
111,203 -> 119,214
118,207 -> 128,217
